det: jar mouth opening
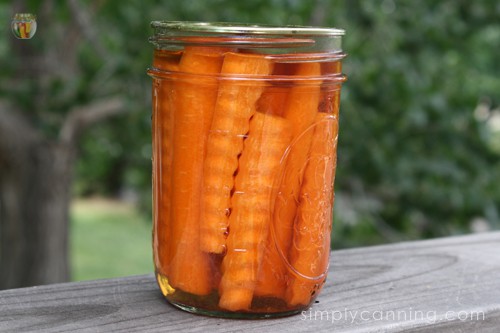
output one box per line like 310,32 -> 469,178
150,21 -> 345,36
150,21 -> 345,56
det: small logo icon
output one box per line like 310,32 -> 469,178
12,13 -> 37,39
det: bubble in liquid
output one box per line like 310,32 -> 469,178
233,248 -> 247,253
220,244 -> 227,256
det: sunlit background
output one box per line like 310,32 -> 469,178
0,0 -> 499,289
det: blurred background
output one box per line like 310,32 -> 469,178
0,0 -> 499,290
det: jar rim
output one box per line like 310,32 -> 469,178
150,21 -> 345,36
150,21 -> 345,56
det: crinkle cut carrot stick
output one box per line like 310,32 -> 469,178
218,112 -> 291,311
168,47 -> 225,295
285,112 -> 338,306
254,62 -> 322,298
152,50 -> 180,276
200,52 -> 273,254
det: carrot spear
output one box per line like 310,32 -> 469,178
167,47 -> 225,295
254,62 -> 322,299
200,52 -> 273,254
285,112 -> 338,306
218,112 -> 291,311
152,50 -> 180,276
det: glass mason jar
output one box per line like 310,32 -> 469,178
148,21 -> 346,318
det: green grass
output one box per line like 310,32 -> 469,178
70,198 -> 153,281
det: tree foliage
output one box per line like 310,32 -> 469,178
76,0 -> 500,247
2,0 -> 499,262
329,0 -> 500,246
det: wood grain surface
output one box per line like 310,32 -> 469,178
1,231 -> 499,332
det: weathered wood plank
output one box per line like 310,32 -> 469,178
1,232 -> 499,332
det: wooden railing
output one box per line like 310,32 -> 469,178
1,232 -> 499,332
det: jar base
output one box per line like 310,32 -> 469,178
166,297 -> 304,319
155,271 -> 309,318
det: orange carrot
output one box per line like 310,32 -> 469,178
153,49 -> 182,71
218,112 -> 291,311
200,52 -> 273,254
285,112 -> 338,306
167,47 -> 225,295
152,50 -> 180,276
254,62 -> 322,298
256,85 -> 289,117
